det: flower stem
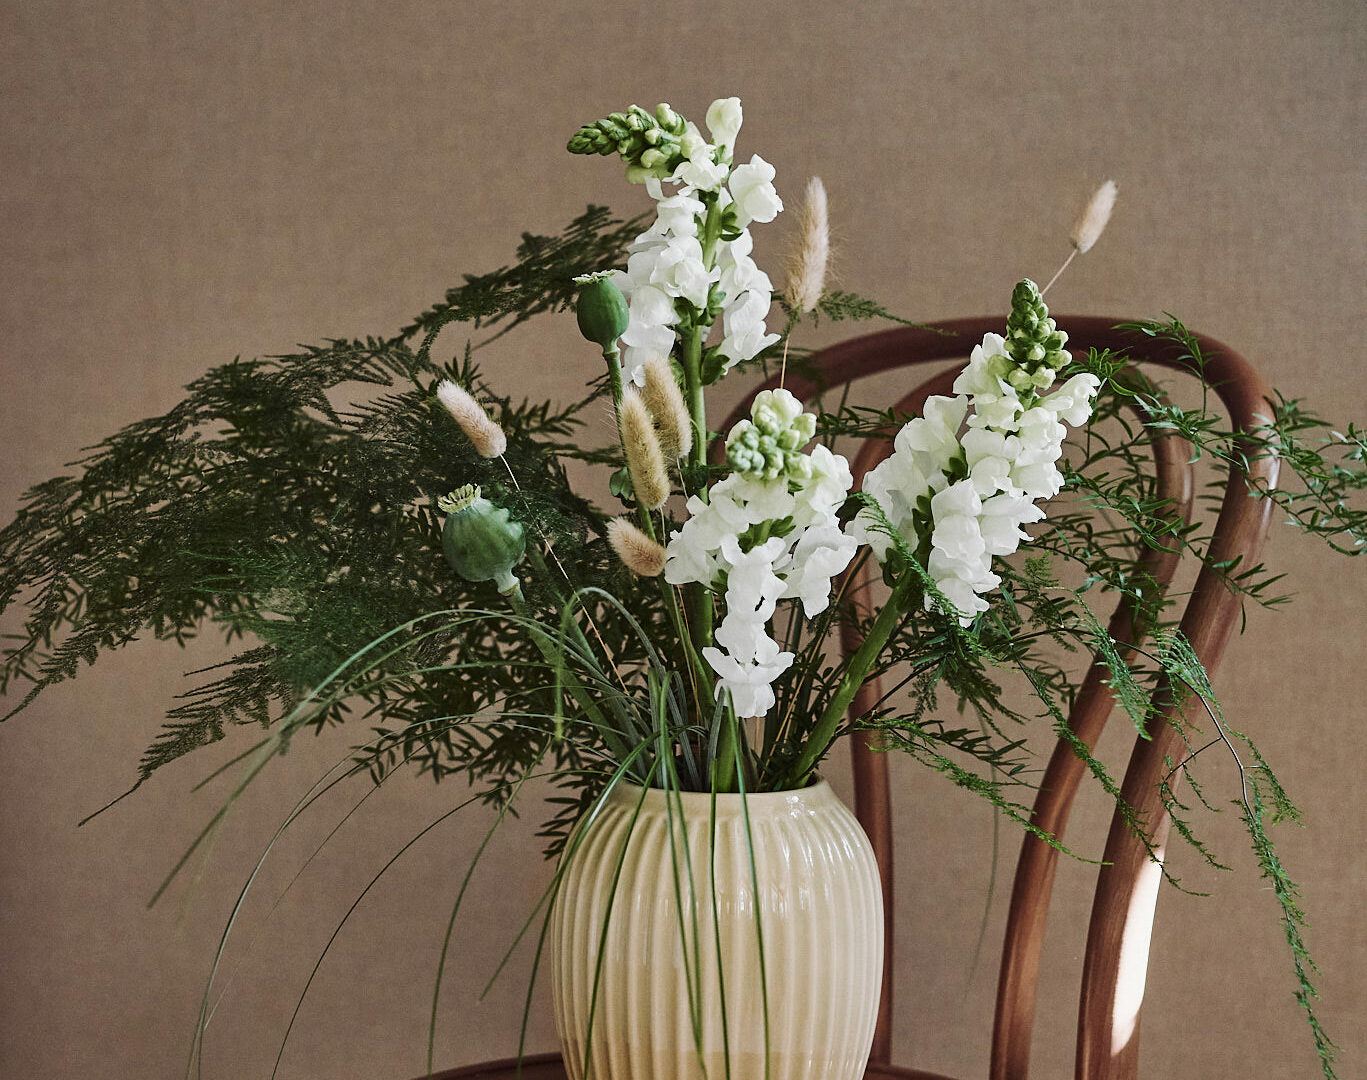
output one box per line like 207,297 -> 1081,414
603,343 -> 624,407
504,582 -> 639,775
677,197 -> 726,712
712,706 -> 739,793
785,572 -> 919,786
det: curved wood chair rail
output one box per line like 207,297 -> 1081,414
422,1051 -> 962,1079
419,317 -> 1278,1080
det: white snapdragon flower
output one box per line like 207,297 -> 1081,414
716,536 -> 788,636
616,253 -> 679,382
848,394 -> 966,558
961,427 -> 1021,496
956,333 -> 1027,432
702,637 -> 792,719
780,523 -> 859,616
633,188 -> 706,245
727,155 -> 784,227
797,444 -> 854,520
713,232 -> 781,371
649,235 -> 715,309
716,232 -> 774,298
705,97 -> 744,154
1046,372 -> 1103,426
673,144 -> 729,192
679,122 -> 708,162
704,536 -> 791,718
930,480 -> 986,565
616,183 -> 714,383
857,328 -> 1101,625
926,567 -> 994,623
719,290 -> 781,367
900,394 -> 969,463
979,493 -> 1044,555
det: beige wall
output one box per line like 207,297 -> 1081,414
2,2 -> 1363,1077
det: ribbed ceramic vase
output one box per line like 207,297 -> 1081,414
550,780 -> 883,1080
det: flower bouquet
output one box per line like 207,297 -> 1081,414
1,94 -> 1362,1079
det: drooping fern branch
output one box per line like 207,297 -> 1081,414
0,208 -> 651,803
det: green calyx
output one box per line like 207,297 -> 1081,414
567,102 -> 689,182
574,272 -> 630,350
725,389 -> 818,481
1006,279 -> 1070,377
439,484 -> 526,595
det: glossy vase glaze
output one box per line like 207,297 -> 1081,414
550,780 -> 883,1080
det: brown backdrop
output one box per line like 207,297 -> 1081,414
2,2 -> 1363,1078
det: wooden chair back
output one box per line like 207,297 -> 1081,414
722,316 -> 1278,1080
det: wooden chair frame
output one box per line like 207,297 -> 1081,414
424,316 -> 1278,1080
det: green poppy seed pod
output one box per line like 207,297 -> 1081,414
574,272 -> 630,350
438,485 -> 526,595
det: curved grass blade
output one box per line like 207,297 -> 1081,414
580,758 -> 659,1080
268,769 -> 574,1080
733,738 -> 771,1080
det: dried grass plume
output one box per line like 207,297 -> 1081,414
784,176 -> 830,314
437,380 -> 507,458
619,387 -> 670,510
1071,179 -> 1118,254
640,357 -> 692,459
607,518 -> 667,577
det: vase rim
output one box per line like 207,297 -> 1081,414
598,776 -> 838,818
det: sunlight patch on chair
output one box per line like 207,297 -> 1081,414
1111,856 -> 1164,1056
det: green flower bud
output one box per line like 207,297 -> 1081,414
1006,279 -> 1070,375
725,389 -> 819,481
655,102 -> 684,134
438,484 -> 525,595
568,103 -> 691,180
574,272 -> 630,349
639,147 -> 668,171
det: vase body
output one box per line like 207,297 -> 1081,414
550,780 -> 883,1080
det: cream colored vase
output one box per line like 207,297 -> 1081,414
550,780 -> 884,1080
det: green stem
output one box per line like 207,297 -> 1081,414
713,706 -> 739,793
604,343 -> 624,408
504,582 -> 639,776
636,509 -> 710,696
786,572 -> 919,786
678,198 -> 725,697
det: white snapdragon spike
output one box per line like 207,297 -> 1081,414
611,98 -> 784,384
855,319 -> 1101,626
665,389 -> 858,716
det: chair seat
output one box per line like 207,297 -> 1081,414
421,1052 -> 958,1080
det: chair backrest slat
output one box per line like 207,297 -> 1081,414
994,402 -> 1195,1080
717,317 -> 1277,1080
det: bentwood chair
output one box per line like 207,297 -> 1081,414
423,317 -> 1277,1080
